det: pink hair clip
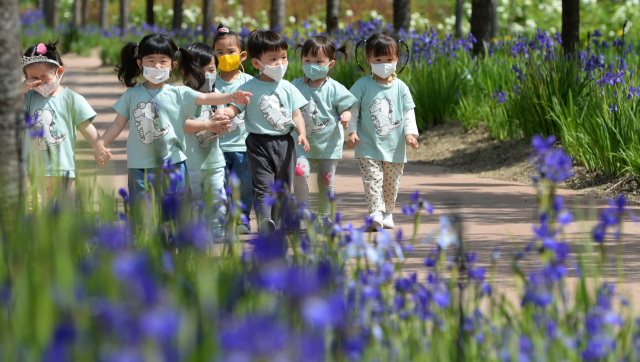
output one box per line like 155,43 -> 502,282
36,43 -> 47,55
218,27 -> 229,33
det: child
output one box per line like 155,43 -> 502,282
212,23 -> 254,234
95,34 -> 251,208
291,36 -> 357,226
21,40 -> 102,198
181,42 -> 229,232
346,30 -> 419,230
215,30 -> 309,234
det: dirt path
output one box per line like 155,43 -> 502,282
63,54 -> 640,303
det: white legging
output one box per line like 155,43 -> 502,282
293,157 -> 339,217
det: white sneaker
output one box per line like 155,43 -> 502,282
370,211 -> 383,230
382,213 -> 395,229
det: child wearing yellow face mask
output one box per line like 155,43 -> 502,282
212,24 -> 254,234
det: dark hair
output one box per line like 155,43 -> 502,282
212,23 -> 246,52
294,35 -> 349,61
355,30 -> 410,74
115,33 -> 205,89
182,43 -> 218,90
246,30 -> 288,60
22,40 -> 63,74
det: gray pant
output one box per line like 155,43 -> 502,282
246,133 -> 296,221
293,157 -> 339,217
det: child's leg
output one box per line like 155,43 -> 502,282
127,168 -> 149,205
381,161 -> 405,213
202,167 -> 227,227
189,169 -> 204,200
273,135 -> 297,223
246,134 -> 277,222
316,159 -> 339,217
358,158 -> 385,215
234,152 -> 253,221
293,157 -> 310,209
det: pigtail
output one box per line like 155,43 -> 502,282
336,42 -> 349,61
293,43 -> 304,57
116,42 -> 142,88
397,40 -> 410,75
355,40 -> 366,73
178,47 -> 205,91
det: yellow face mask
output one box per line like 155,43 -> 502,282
218,52 -> 245,73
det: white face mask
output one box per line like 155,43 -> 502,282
370,62 -> 397,79
201,72 -> 217,92
34,70 -> 62,97
142,65 -> 171,84
257,60 -> 288,82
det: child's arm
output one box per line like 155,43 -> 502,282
292,109 -> 310,153
22,78 -> 42,95
404,108 -> 419,149
346,107 -> 360,149
185,114 -> 231,137
214,105 -> 241,120
196,91 -> 253,106
78,120 -> 101,149
95,114 -> 128,166
339,110 -> 352,128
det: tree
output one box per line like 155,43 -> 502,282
326,0 -> 339,35
393,0 -> 410,32
562,0 -> 580,53
270,0 -> 285,33
0,0 -> 26,228
490,0 -> 498,39
172,0 -> 183,31
203,0 -> 213,41
81,0 -> 90,27
99,0 -> 108,29
470,0 -> 491,57
455,0 -> 464,38
72,0 -> 81,26
44,0 -> 59,28
147,0 -> 154,25
121,0 -> 130,32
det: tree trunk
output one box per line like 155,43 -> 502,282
38,0 -> 45,14
99,0 -> 108,29
45,0 -> 59,28
72,0 -> 81,26
455,0 -> 464,38
81,0 -> 90,27
172,0 -> 183,30
270,0 -> 285,33
0,0 -> 26,228
507,0 -> 515,33
490,0 -> 498,39
326,0 -> 339,35
146,0 -> 154,25
203,0 -> 213,41
562,0 -> 580,53
470,0 -> 491,57
120,0 -> 129,32
393,0 -> 411,32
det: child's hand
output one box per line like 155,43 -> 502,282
232,91 -> 253,105
406,134 -> 419,149
298,134 -> 310,153
94,144 -> 112,166
339,110 -> 352,127
346,132 -> 359,149
208,114 -> 231,137
23,78 -> 41,94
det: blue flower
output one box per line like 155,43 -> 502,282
140,306 -> 180,342
468,267 -> 486,281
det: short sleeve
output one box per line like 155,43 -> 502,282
333,83 -> 358,114
23,91 -> 32,115
180,86 -> 201,121
113,91 -> 132,120
349,80 -> 363,110
231,82 -> 247,112
401,82 -> 416,111
288,83 -> 308,112
72,92 -> 97,125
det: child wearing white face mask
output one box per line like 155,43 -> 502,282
21,40 -> 103,198
214,30 -> 309,234
346,30 -> 420,231
96,34 -> 252,219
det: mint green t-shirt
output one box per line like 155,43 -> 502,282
233,78 -> 308,136
23,87 -> 97,178
350,76 -> 416,163
113,84 -> 200,169
184,103 -> 225,171
291,77 -> 357,159
215,72 -> 253,152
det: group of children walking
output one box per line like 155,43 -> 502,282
21,25 -> 420,234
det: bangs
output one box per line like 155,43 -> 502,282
300,36 -> 334,59
247,30 -> 288,59
367,41 -> 399,58
139,34 -> 177,60
186,43 -> 217,68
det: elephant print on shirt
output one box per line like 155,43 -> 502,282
193,109 -> 219,148
258,93 -> 292,131
301,98 -> 327,136
369,98 -> 401,136
133,102 -> 170,144
33,109 -> 66,151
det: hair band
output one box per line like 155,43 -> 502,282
218,27 -> 230,33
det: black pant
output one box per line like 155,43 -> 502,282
246,133 -> 297,221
